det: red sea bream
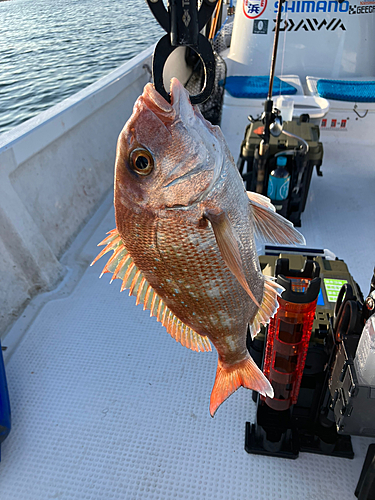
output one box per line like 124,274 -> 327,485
92,78 -> 305,416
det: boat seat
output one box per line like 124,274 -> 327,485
316,80 -> 375,102
223,74 -> 304,105
306,76 -> 375,104
305,76 -> 375,140
223,75 -> 298,99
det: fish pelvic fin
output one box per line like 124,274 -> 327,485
247,191 -> 306,245
210,356 -> 273,417
91,229 -> 211,353
249,276 -> 284,339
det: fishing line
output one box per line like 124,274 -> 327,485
279,5 -> 288,96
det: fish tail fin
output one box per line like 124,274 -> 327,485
210,356 -> 273,417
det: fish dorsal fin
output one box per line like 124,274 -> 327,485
91,230 -> 211,353
247,191 -> 306,245
249,276 -> 284,339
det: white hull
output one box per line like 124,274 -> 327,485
0,13 -> 375,498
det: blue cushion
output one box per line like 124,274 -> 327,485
223,76 -> 297,98
316,79 -> 375,102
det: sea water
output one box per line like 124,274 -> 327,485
0,0 -> 163,134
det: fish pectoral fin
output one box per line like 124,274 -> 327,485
210,356 -> 273,417
204,209 -> 260,308
249,276 -> 284,339
247,191 -> 306,245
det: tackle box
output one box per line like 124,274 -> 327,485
237,120 -> 324,226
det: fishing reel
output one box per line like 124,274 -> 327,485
333,268 -> 375,343
249,106 -> 283,137
333,283 -> 364,342
146,0 -> 218,104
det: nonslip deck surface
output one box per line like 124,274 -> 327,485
1,142 -> 374,499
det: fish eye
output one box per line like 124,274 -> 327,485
129,148 -> 154,176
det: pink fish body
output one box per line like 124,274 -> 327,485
92,78 -> 305,416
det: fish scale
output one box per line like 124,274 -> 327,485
120,210 -> 239,337
94,78 -> 305,416
155,215 -> 248,335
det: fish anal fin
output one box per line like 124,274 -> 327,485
250,277 -> 284,339
247,193 -> 306,245
210,356 -> 273,417
165,312 -> 211,352
204,209 -> 260,308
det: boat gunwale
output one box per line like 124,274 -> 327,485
0,44 -> 155,165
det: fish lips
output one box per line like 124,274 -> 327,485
142,83 -> 175,121
141,78 -> 192,122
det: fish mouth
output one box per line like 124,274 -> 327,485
142,78 -> 188,119
142,82 -> 174,115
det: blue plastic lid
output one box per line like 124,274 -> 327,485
276,156 -> 287,167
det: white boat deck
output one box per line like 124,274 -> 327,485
1,140 -> 374,499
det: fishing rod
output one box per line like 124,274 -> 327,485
208,0 -> 223,41
254,0 -> 285,194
